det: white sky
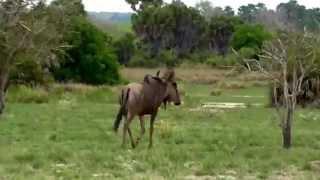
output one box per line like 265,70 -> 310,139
83,0 -> 320,12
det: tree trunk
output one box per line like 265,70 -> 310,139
0,68 -> 9,115
282,104 -> 293,149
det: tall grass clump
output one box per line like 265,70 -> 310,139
7,85 -> 49,104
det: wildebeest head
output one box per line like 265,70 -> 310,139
144,69 -> 181,106
161,69 -> 181,106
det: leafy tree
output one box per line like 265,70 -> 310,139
53,17 -> 120,85
208,16 -> 243,55
0,0 -> 65,114
232,24 -> 272,51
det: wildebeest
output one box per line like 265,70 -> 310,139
113,69 -> 181,148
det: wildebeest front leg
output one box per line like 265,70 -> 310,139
149,112 -> 157,148
136,116 -> 145,145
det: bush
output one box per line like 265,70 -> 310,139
53,17 -> 120,85
210,89 -> 222,96
127,49 -> 160,67
231,24 -> 272,51
127,49 -> 181,67
10,56 -> 54,86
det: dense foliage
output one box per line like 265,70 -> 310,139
131,1 -> 206,58
113,33 -> 136,65
208,16 -> 243,55
54,17 -> 120,85
232,24 -> 272,51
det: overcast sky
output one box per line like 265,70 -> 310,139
82,0 -> 320,12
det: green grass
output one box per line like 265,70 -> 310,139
0,82 -> 320,179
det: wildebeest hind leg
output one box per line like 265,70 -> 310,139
149,112 -> 157,148
122,113 -> 133,148
136,116 -> 145,145
128,127 -> 135,148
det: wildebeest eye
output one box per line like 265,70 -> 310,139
173,82 -> 177,87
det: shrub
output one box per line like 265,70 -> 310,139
205,54 -> 238,67
127,49 -> 160,67
210,89 -> 222,96
231,24 -> 272,51
10,56 -> 54,86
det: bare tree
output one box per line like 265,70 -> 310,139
241,33 -> 319,148
0,0 -> 66,114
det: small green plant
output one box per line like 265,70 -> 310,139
210,89 -> 222,96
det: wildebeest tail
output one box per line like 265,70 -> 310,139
113,88 -> 130,132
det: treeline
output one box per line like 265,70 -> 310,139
116,0 -> 320,67
2,0 -> 320,87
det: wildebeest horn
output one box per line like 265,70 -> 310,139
143,74 -> 163,84
156,70 -> 160,77
152,76 -> 163,83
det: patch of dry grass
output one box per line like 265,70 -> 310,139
121,68 -> 269,88
121,67 -> 228,84
51,83 -> 98,93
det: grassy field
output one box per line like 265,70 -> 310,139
0,68 -> 320,179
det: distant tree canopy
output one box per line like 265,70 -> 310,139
131,0 -> 206,58
124,0 -> 281,65
238,3 -> 267,23
125,0 -> 163,12
195,1 -> 235,20
277,0 -> 320,32
51,0 -> 86,17
114,33 -> 136,65
208,16 -> 243,55
235,1 -> 320,32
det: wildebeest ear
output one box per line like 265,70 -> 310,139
156,70 -> 160,77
